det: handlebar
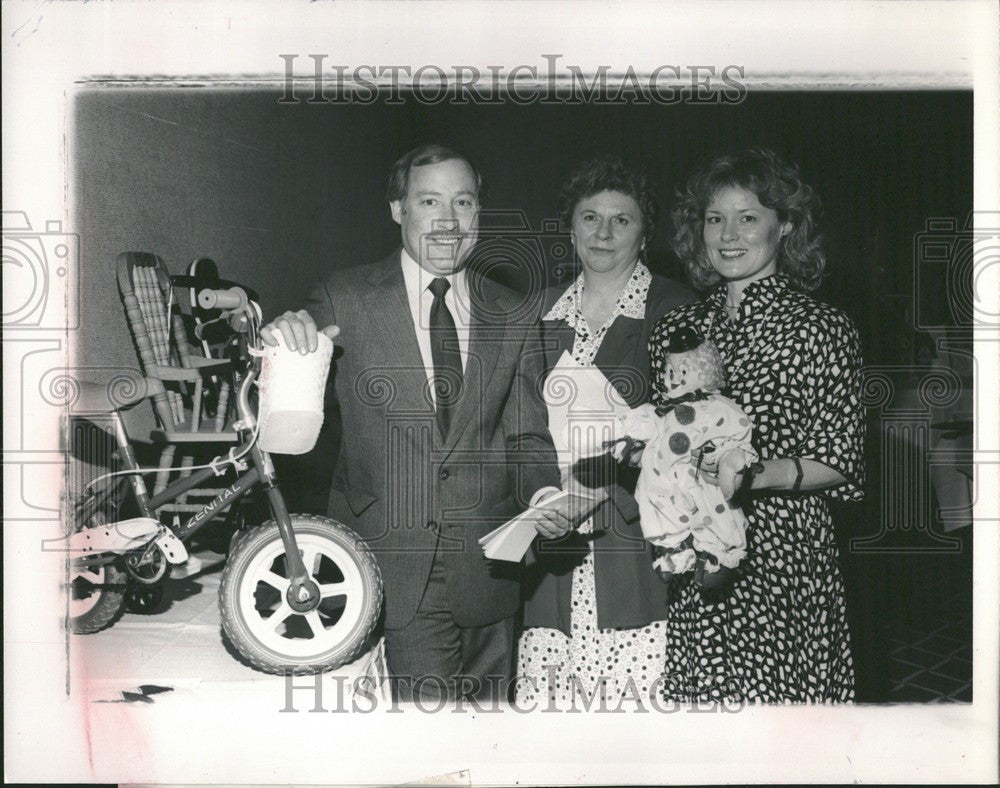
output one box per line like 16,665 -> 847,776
198,287 -> 248,311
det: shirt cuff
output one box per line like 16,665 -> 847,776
530,486 -> 561,507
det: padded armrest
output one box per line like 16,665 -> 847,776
144,377 -> 167,397
183,356 -> 231,371
149,364 -> 204,382
75,376 -> 166,413
149,361 -> 229,381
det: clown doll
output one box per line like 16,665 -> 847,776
611,328 -> 759,592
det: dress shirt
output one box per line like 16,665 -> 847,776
399,247 -> 472,406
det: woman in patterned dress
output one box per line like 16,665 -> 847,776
649,147 -> 865,702
517,157 -> 692,706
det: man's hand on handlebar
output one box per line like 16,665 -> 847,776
260,309 -> 340,355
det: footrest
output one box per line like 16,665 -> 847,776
67,517 -> 161,554
154,528 -> 189,564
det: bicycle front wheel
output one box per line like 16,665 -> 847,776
219,515 -> 383,674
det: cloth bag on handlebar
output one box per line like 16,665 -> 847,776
255,332 -> 333,454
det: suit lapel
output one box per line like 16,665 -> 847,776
540,314 -> 644,409
541,320 -> 577,372
594,316 -> 645,407
593,316 -> 642,374
360,251 -> 432,418
440,272 -> 506,453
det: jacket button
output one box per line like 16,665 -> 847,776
425,520 -> 438,531
439,469 -> 450,480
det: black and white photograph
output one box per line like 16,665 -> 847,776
4,1 -> 998,784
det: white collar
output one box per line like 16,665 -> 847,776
544,260 -> 652,328
400,246 -> 469,302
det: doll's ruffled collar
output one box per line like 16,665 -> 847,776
654,388 -> 711,416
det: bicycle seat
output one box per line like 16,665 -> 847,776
75,377 -> 166,414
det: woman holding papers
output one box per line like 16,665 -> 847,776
649,148 -> 865,702
516,158 -> 693,706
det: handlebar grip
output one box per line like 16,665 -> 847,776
198,287 -> 247,310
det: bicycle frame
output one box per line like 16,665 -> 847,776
146,459 -> 261,539
101,311 -> 321,608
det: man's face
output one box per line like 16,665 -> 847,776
390,158 -> 480,275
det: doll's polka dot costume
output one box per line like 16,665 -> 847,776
615,329 -> 758,575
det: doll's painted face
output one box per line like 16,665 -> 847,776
664,355 -> 696,396
664,344 -> 726,396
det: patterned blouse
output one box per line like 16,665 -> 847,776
544,261 -> 652,365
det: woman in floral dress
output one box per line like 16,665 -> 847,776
517,157 -> 692,706
649,147 -> 865,702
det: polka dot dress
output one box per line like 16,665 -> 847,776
517,262 -> 668,706
648,274 -> 865,703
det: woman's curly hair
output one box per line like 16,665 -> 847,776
671,147 -> 826,292
559,157 -> 658,252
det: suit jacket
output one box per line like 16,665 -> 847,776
522,273 -> 694,635
304,250 -> 561,630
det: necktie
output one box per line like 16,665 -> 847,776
428,277 -> 463,437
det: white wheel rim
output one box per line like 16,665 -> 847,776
237,532 -> 368,661
69,562 -> 108,620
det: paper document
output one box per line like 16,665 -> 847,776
543,350 -> 629,467
478,488 -> 605,562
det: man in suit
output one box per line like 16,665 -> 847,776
262,144 -> 574,701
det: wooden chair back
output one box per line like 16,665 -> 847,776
116,252 -> 196,430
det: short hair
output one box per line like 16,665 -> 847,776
671,147 -> 826,292
558,157 -> 657,249
386,144 -> 483,203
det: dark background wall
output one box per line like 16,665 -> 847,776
71,87 -> 974,702
72,88 -> 972,364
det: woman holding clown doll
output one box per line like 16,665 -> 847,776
648,147 -> 866,702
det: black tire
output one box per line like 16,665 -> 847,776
69,558 -> 127,634
219,515 -> 383,674
124,578 -> 166,614
67,480 -> 130,635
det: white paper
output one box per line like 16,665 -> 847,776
543,350 -> 629,468
479,488 -> 604,562
478,508 -> 541,562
